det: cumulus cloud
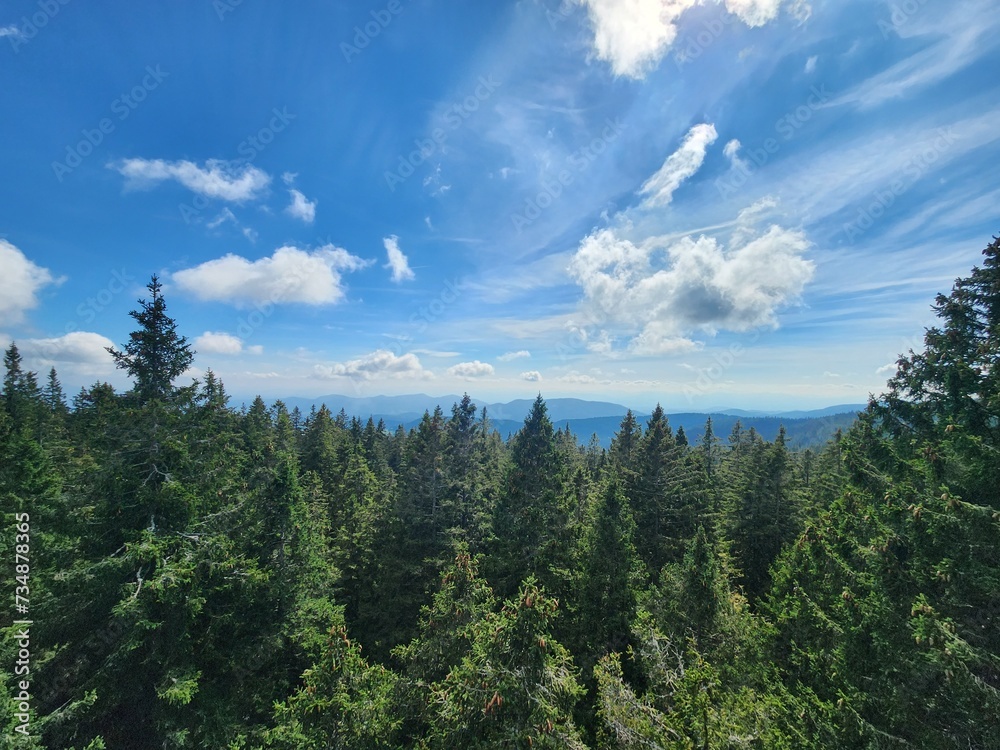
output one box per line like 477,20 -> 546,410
20,332 -> 116,376
194,331 -> 262,355
876,363 -> 898,376
383,235 -> 415,282
111,158 -> 271,202
172,245 -> 371,307
568,221 -> 814,355
725,0 -> 783,26
639,123 -> 718,208
0,25 -> 23,39
498,350 -> 531,361
0,240 -> 61,325
578,0 -> 808,78
447,360 -> 495,379
578,0 -> 688,78
734,0 -> 811,24
313,349 -> 432,381
521,370 -> 542,382
285,189 -> 317,223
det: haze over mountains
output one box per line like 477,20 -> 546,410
275,393 -> 865,449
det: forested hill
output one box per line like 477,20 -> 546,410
450,411 -> 860,449
278,394 -> 862,449
2,237 -> 999,748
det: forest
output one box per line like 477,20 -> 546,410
2,235 -> 999,749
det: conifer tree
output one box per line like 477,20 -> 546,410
490,395 -> 566,597
106,275 -> 193,404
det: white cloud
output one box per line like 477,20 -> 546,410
383,235 -> 415,282
578,0 -> 807,78
498,349 -> 531,361
876,363 -> 898,376
578,0 -> 689,79
724,0 -> 782,27
723,138 -> 749,173
207,208 -> 238,230
173,244 -> 371,307
723,139 -> 741,161
447,360 -> 495,378
281,171 -> 297,185
285,189 -> 317,223
193,331 -> 262,355
557,373 -> 609,384
828,15 -> 996,109
568,221 -> 814,355
804,54 -> 817,73
521,370 -> 542,382
0,240 -> 60,325
205,208 -> 258,242
111,158 -> 270,202
313,349 -> 433,380
639,123 -> 718,208
0,25 -> 23,39
20,332 -> 115,375
628,323 -> 702,355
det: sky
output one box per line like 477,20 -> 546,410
2,0 -> 999,411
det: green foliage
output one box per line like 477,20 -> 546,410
266,618 -> 403,750
7,236 -> 1000,748
421,579 -> 587,749
105,275 -> 194,405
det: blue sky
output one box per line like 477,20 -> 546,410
2,0 -> 998,411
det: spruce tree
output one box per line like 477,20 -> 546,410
106,275 -> 194,404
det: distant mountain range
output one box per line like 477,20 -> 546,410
275,393 -> 865,451
710,404 -> 868,419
